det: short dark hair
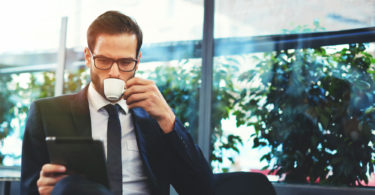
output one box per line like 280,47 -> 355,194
87,11 -> 143,57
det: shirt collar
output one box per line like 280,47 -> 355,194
88,82 -> 129,114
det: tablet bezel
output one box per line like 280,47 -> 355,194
45,136 -> 110,189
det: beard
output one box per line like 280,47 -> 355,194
90,68 -> 106,99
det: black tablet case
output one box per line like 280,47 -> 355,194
46,137 -> 110,189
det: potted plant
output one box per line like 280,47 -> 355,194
234,43 -> 375,186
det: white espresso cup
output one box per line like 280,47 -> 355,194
103,78 -> 125,101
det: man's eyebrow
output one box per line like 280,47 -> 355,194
118,57 -> 137,60
93,54 -> 110,58
94,55 -> 135,60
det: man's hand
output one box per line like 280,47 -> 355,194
37,164 -> 67,195
124,77 -> 176,133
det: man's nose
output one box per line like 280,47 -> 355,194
108,62 -> 120,78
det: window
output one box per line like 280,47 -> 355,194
1,0 -> 375,189
213,0 -> 375,186
0,0 -> 204,166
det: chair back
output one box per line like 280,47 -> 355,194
214,172 -> 276,195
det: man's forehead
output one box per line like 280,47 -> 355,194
93,33 -> 137,56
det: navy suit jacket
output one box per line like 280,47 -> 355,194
20,86 -> 214,195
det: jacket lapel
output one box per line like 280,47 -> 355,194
131,108 -> 162,193
70,85 -> 92,137
69,88 -> 163,192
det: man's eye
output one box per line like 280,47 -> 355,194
96,58 -> 112,64
119,60 -> 134,66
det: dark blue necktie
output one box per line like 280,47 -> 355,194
104,104 -> 122,195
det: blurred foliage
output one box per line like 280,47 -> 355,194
146,59 -> 243,166
235,43 -> 375,186
0,75 -> 16,163
282,19 -> 326,34
0,67 -> 89,164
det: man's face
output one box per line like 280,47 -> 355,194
84,33 -> 140,100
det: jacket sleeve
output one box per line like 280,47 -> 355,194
20,102 -> 49,195
163,118 -> 214,195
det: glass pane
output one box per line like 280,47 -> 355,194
212,44 -> 375,186
0,0 -> 203,167
137,59 -> 202,140
0,0 -> 204,70
213,0 -> 375,187
79,0 -> 204,44
0,0 -> 75,53
215,0 -> 375,38
0,72 -> 56,165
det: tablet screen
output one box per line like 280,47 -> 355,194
46,137 -> 109,189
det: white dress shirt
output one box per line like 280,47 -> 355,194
87,83 -> 151,195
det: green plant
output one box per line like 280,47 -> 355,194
146,59 -> 242,168
0,68 -> 89,165
0,75 -> 16,163
0,72 -> 54,164
235,43 -> 375,186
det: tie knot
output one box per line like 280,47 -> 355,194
104,104 -> 121,117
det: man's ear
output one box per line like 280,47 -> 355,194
84,47 -> 92,68
136,52 -> 142,71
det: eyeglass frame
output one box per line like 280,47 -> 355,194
88,49 -> 138,72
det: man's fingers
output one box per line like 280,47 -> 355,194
41,164 -> 66,177
127,100 -> 146,110
37,174 -> 67,187
124,85 -> 152,99
37,170 -> 68,195
126,77 -> 154,88
37,176 -> 56,187
126,92 -> 149,105
38,186 -> 54,195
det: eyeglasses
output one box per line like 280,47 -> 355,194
89,50 -> 138,72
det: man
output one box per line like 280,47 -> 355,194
21,11 -> 214,195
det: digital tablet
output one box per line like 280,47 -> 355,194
45,136 -> 109,189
